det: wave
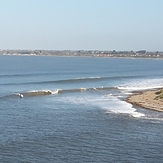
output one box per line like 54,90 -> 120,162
0,75 -> 140,86
0,72 -> 62,78
58,86 -> 119,94
0,73 -> 46,78
0,90 -> 58,99
118,78 -> 163,91
0,86 -> 118,99
2,86 -> 158,119
23,90 -> 56,96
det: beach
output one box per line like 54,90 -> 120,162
127,88 -> 163,112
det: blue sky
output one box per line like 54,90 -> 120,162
0,0 -> 163,51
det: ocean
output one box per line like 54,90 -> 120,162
0,55 -> 163,162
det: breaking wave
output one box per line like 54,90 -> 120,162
0,86 -> 119,99
118,78 -> 163,91
1,77 -> 162,119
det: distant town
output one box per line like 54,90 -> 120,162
0,49 -> 163,59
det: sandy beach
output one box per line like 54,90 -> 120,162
127,88 -> 163,112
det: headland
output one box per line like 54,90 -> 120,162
127,88 -> 163,112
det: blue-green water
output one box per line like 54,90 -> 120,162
0,55 -> 163,162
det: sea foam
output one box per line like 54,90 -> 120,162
118,78 -> 163,91
101,95 -> 145,118
55,93 -> 145,118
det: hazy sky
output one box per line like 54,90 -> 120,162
0,0 -> 163,51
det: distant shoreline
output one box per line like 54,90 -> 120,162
127,88 -> 163,112
0,50 -> 163,59
1,54 -> 163,60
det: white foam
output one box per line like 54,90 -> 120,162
93,87 -> 98,91
28,89 -> 59,94
89,76 -> 101,79
56,93 -> 145,118
29,90 -> 51,93
118,78 -> 163,91
131,112 -> 145,118
51,89 -> 59,94
80,87 -> 87,91
103,95 -> 145,117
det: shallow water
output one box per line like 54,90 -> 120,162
0,55 -> 163,162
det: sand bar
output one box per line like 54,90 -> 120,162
127,88 -> 163,112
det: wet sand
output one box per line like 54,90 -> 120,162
127,89 -> 163,112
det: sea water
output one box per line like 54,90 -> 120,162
0,55 -> 163,162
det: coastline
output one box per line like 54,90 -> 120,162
127,88 -> 163,112
0,49 -> 163,59
1,54 -> 163,61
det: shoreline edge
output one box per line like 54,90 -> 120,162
126,88 -> 163,112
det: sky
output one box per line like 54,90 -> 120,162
0,0 -> 163,51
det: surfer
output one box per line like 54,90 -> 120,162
18,94 -> 23,98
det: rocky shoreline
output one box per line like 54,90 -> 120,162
127,88 -> 163,112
